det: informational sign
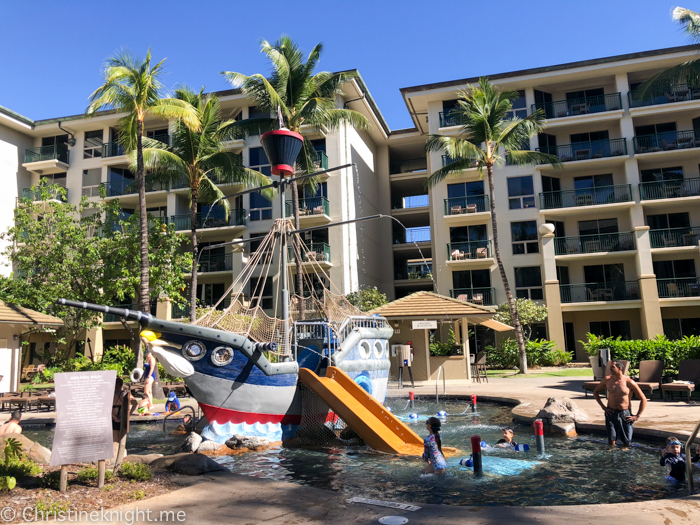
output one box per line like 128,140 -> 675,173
411,320 -> 437,330
50,370 -> 116,466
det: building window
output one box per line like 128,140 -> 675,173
249,147 -> 272,220
505,90 -> 527,120
530,323 -> 548,340
515,266 -> 543,300
507,176 -> 535,209
640,166 -> 683,183
511,221 -> 539,254
663,318 -> 700,340
42,135 -> 69,147
196,282 -> 226,308
542,176 -> 561,193
589,320 -> 631,340
82,169 -> 101,197
146,128 -> 169,143
653,259 -> 696,279
83,130 -> 103,159
249,277 -> 273,309
578,218 -> 618,236
646,212 -> 690,230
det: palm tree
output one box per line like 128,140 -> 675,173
222,37 -> 370,317
636,8 -> 700,97
86,50 -> 199,319
140,87 -> 271,321
425,78 -> 559,374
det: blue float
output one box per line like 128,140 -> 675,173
437,410 -> 447,417
459,455 -> 473,467
385,407 -> 392,412
409,413 -> 419,419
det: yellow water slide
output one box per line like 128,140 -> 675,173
297,366 -> 424,455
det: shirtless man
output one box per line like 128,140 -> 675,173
0,411 -> 23,435
593,360 -> 646,447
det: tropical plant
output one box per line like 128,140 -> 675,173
425,78 -> 559,373
140,87 -> 271,320
86,49 -> 199,339
344,287 -> 389,312
485,338 -> 565,369
636,8 -> 700,98
223,37 -> 370,318
494,298 -> 548,341
118,462 -> 152,481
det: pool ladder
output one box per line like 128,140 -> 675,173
686,418 -> 700,494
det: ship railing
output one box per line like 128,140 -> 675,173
334,315 -> 390,345
293,321 -> 339,360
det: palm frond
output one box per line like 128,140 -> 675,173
505,150 -> 561,168
673,7 -> 700,41
636,60 -> 700,98
147,98 -> 200,131
425,159 -> 484,188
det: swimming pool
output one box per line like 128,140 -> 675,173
23,399 -> 690,506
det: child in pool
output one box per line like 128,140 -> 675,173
660,436 -> 687,483
495,426 -> 518,449
422,416 -> 447,474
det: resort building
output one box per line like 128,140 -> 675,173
1,44 -> 700,363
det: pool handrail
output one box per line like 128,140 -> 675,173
436,365 -> 446,403
686,417 -> 700,493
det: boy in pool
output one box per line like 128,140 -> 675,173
164,391 -> 181,413
660,437 -> 687,483
495,426 -> 518,448
422,416 -> 447,474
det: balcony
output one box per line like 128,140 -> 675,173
533,93 -> 622,119
539,184 -> 633,210
634,130 -> 700,155
21,186 -> 67,203
170,209 -> 246,231
101,142 -> 126,158
444,195 -> 489,215
446,240 -> 494,270
629,84 -> 700,109
536,138 -> 627,164
639,177 -> 700,201
103,179 -> 169,197
394,227 -> 431,245
390,158 -> 427,175
313,150 -> 328,171
393,195 -> 429,210
172,298 -> 231,319
145,134 -> 169,146
22,145 -> 70,174
554,232 -> 635,256
449,287 -> 496,306
650,227 -> 700,249
198,253 -> 232,273
288,242 -> 331,269
657,277 -> 700,298
394,268 -> 433,281
560,281 -> 640,303
285,197 -> 331,226
438,112 -> 465,128
441,155 -> 477,169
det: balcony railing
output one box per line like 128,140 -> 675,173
21,187 -> 67,202
395,268 -> 433,280
560,281 -> 640,303
628,84 -> 700,108
285,196 -> 330,217
554,232 -> 635,255
649,227 -> 700,248
449,287 -> 496,306
536,138 -> 627,163
172,298 -> 231,319
170,209 -> 246,231
438,111 -> 466,128
198,253 -> 232,273
313,150 -> 328,170
24,145 -> 69,164
441,155 -> 478,169
390,158 -> 427,175
539,184 -> 632,209
102,142 -> 125,157
145,134 -> 169,146
634,130 -> 700,154
394,227 -> 431,244
657,277 -> 700,298
393,194 -> 429,209
288,242 -> 331,264
639,177 -> 700,200
447,240 -> 492,260
533,93 -> 622,119
444,195 -> 489,215
102,179 -> 169,197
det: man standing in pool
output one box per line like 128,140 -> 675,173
592,360 -> 646,447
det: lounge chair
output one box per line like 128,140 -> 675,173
476,247 -> 488,258
456,294 -> 470,302
471,352 -> 488,383
583,359 -> 630,397
635,360 -> 664,400
661,359 -> 700,400
466,204 -> 477,213
451,249 -> 465,261
450,206 -> 462,215
471,293 -> 484,306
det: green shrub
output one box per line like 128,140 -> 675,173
0,439 -> 42,479
429,329 -> 459,356
486,339 -> 568,369
0,476 -> 16,491
101,345 -> 136,377
541,348 -> 573,366
130,489 -> 146,500
580,333 -> 700,370
40,471 -> 63,490
35,499 -> 69,514
118,462 -> 152,481
76,466 -> 114,483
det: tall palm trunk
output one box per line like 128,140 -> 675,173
190,184 -> 199,322
486,164 -> 527,373
291,180 -> 304,320
136,119 -> 149,370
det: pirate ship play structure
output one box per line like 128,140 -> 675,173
58,125 -> 425,455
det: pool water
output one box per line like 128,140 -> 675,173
23,400 -> 691,506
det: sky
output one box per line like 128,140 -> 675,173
0,1 -> 695,130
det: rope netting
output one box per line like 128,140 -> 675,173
193,219 -> 362,355
287,384 -> 364,448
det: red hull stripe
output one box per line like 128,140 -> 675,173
199,403 -> 301,426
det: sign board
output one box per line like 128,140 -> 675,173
50,370 -> 116,466
411,320 -> 437,330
